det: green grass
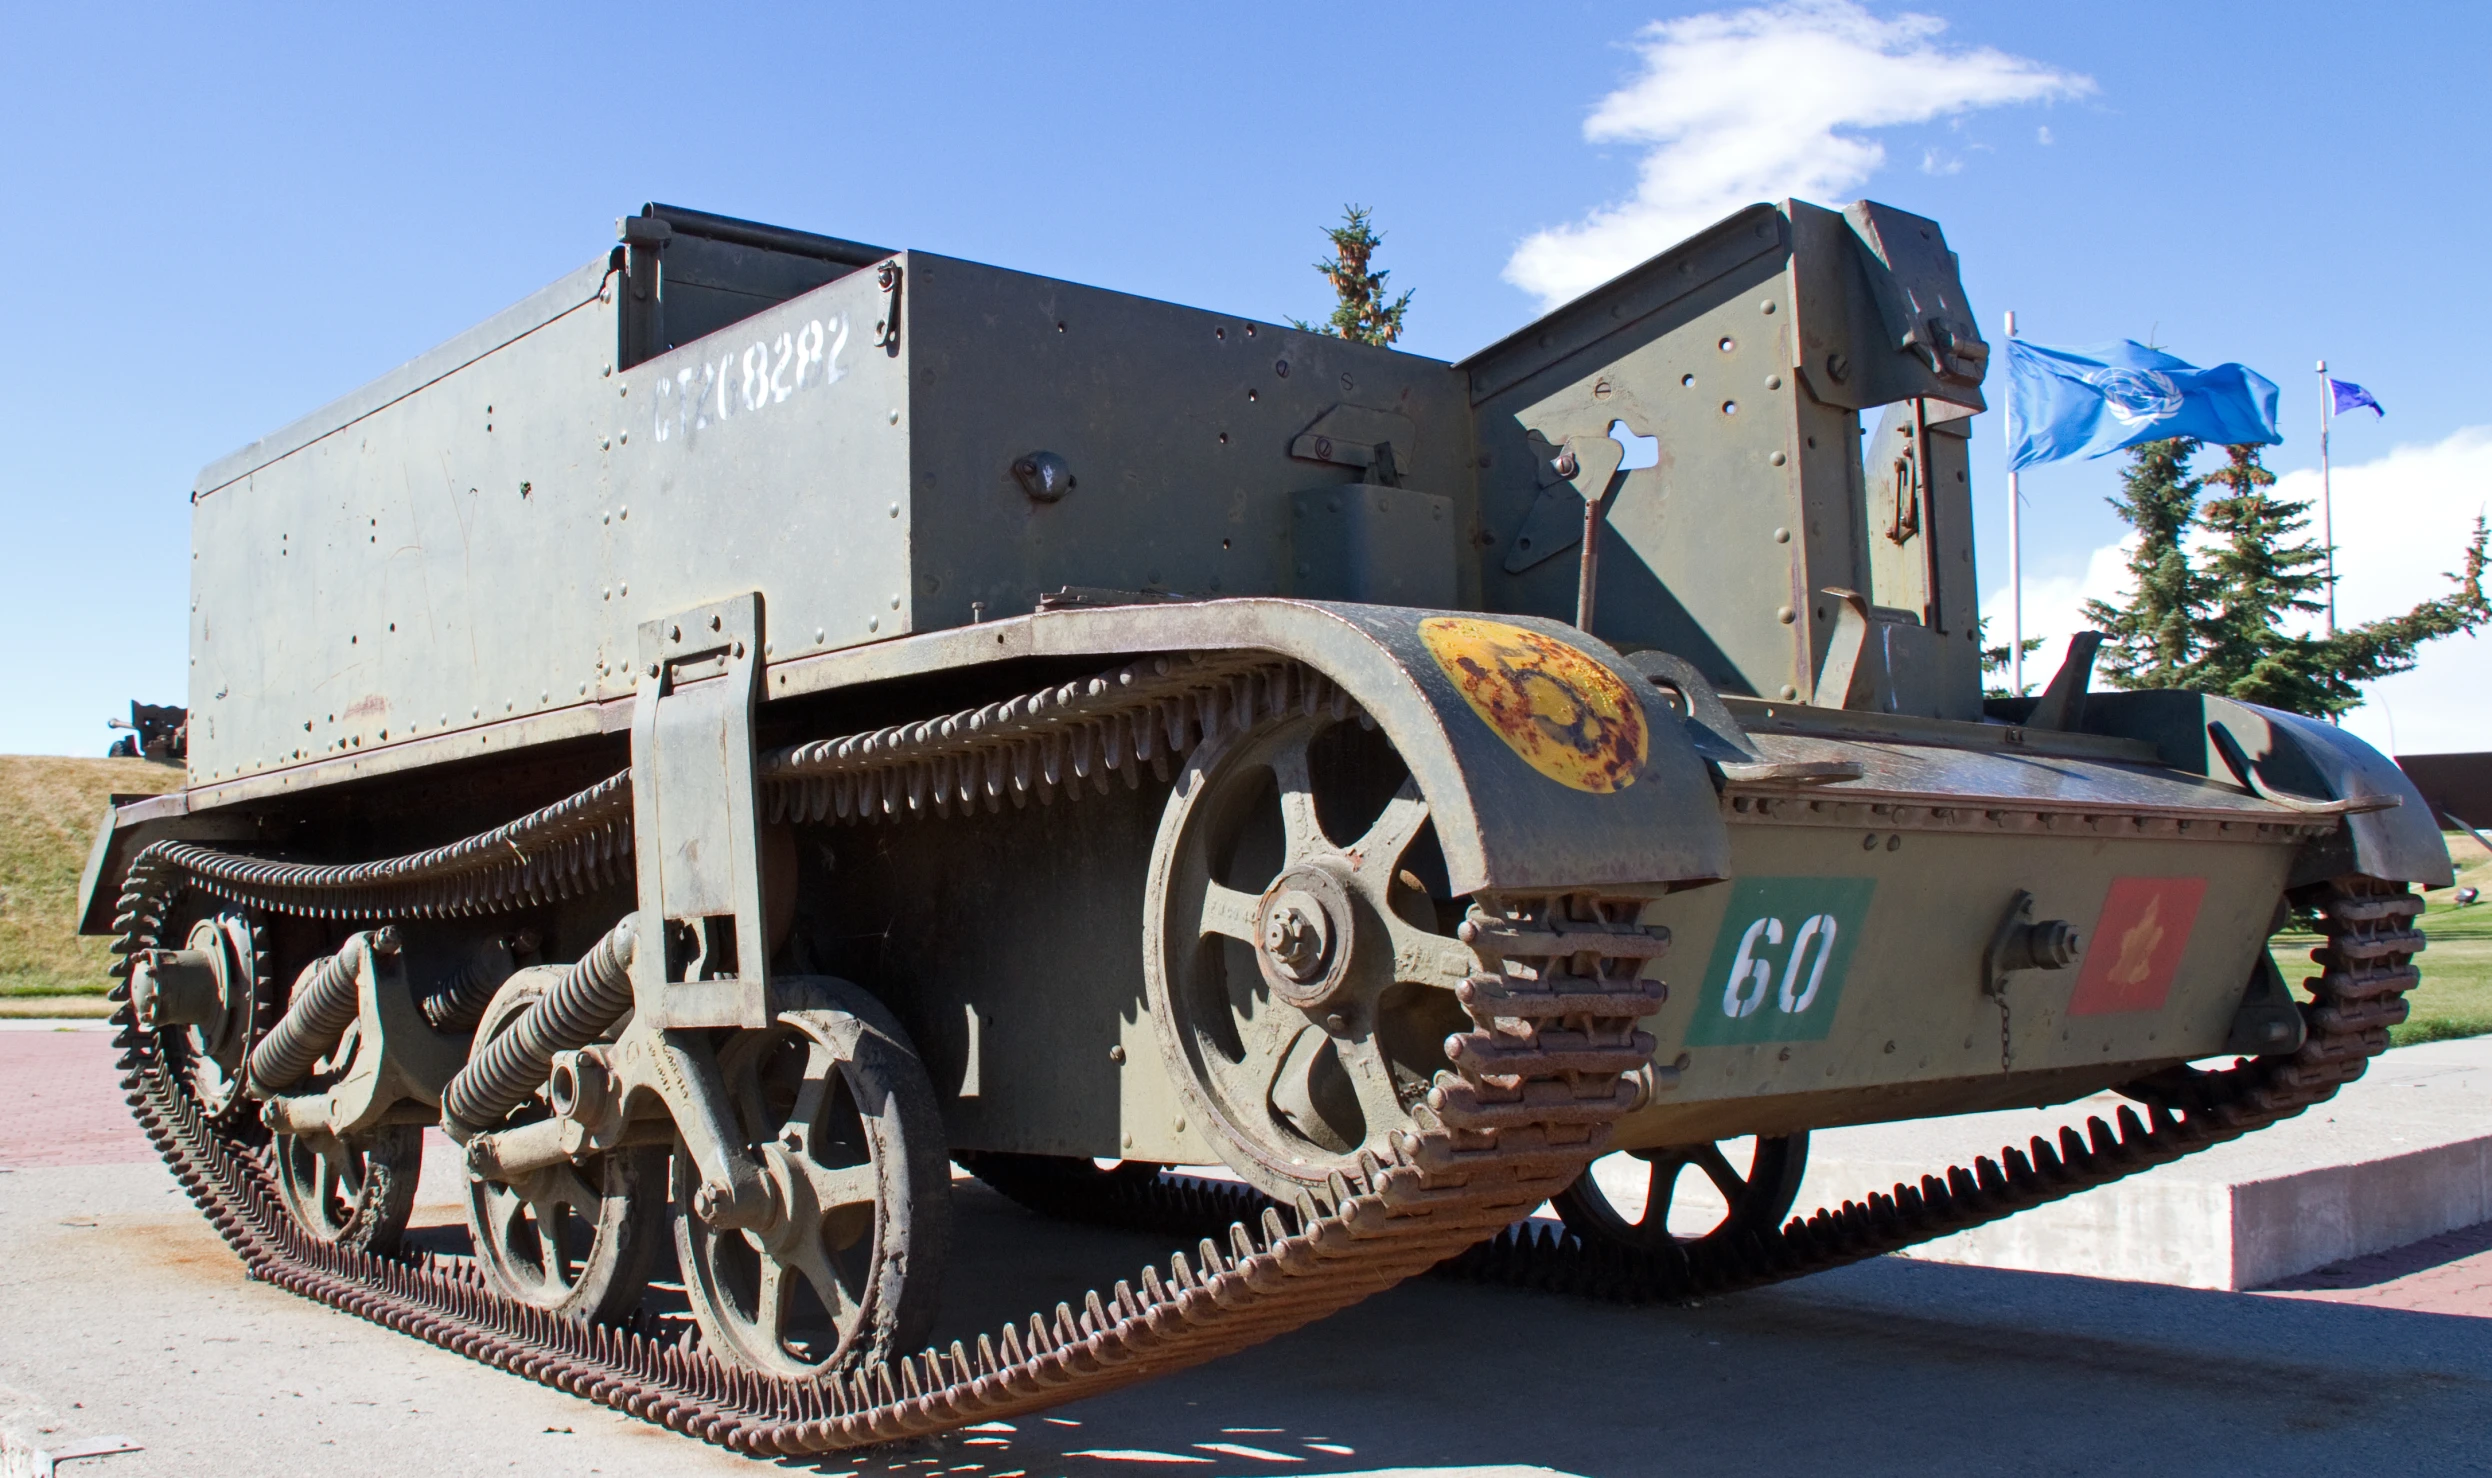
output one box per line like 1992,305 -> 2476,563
2270,835 -> 2492,1049
0,755 -> 179,996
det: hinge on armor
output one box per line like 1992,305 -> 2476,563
631,592 -> 776,1029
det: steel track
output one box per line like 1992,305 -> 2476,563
105,658 -> 1669,1456
975,877 -> 2424,1302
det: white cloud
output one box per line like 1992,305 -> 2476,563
1982,427 -> 2492,757
1504,2 -> 2091,308
1980,533 -> 2135,699
2036,124 -> 2055,145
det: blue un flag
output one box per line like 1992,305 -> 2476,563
2004,338 -> 2282,471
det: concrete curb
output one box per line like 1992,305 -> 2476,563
1791,1036 -> 2492,1290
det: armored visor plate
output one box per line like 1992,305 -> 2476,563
1685,877 -> 1877,1046
1417,616 -> 1647,794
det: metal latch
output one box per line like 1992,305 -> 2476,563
872,260 -> 903,352
631,593 -> 774,1029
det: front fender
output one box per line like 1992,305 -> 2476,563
2084,689 -> 2452,889
1018,599 -> 1730,894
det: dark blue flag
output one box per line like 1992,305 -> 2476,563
2004,338 -> 2282,471
2330,378 -> 2384,418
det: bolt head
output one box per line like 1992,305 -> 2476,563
1261,891 -> 1331,982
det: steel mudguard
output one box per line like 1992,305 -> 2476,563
1003,598 -> 1730,895
2083,690 -> 2452,889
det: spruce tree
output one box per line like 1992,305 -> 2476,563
2186,444 -> 2333,708
1292,206 -> 1413,347
2085,439 -> 2492,720
1978,616 -> 2043,699
2299,519 -> 2491,715
2083,438 -> 2210,687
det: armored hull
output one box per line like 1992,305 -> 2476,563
81,199 -> 2445,1454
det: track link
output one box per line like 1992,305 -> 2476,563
105,657 -> 1664,1456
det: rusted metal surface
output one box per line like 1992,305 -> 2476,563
1417,616 -> 1647,795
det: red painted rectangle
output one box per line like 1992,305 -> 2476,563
2068,876 -> 2208,1017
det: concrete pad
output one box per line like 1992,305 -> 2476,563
5,1030 -> 2492,1471
1787,1036 -> 2492,1290
8,1158 -> 2492,1476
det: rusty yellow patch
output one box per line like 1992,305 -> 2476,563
1417,617 -> 1646,793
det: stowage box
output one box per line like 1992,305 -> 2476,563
188,216 -> 1475,783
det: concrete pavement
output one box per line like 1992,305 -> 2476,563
4,1025 -> 2491,1475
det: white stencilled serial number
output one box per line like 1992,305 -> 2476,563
650,312 -> 851,443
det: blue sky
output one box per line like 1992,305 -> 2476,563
5,1 -> 2486,756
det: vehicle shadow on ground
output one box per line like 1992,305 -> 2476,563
413,1175 -> 2492,1477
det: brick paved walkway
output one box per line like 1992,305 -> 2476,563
0,1028 -> 151,1168
2258,1222 -> 2492,1317
5,1024 -> 2489,1315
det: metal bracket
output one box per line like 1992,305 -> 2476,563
1504,426 -> 1626,574
2026,631 -> 2104,732
2223,954 -> 2309,1056
1814,588 -> 1873,710
632,593 -> 773,1030
260,934 -> 468,1139
1981,889 -> 2081,1000
1844,201 -> 1987,388
1288,402 -> 1418,479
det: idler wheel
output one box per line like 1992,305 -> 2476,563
461,974 -> 668,1323
134,911 -> 267,1126
1144,708 -> 1478,1202
1552,1134 -> 1811,1251
672,988 -> 950,1377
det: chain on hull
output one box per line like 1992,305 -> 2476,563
105,658 -> 1668,1455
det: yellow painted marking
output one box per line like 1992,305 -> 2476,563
1417,617 -> 1645,793
2108,894 -> 2165,989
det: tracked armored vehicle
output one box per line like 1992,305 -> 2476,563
81,198 -> 2445,1453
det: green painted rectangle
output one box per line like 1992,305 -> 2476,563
1684,876 -> 1878,1046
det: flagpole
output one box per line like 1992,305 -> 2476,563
2006,309 -> 2023,695
2317,359 -> 2336,635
